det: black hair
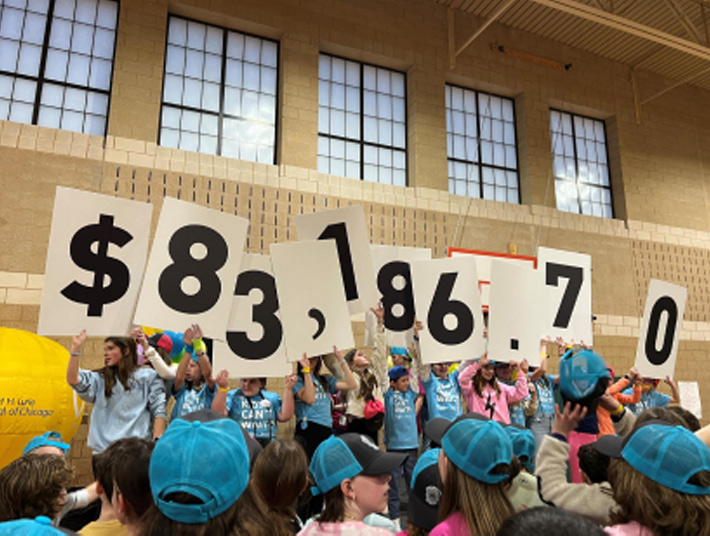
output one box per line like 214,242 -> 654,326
578,443 -> 610,484
497,506 -> 606,536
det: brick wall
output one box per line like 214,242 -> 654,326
1,0 -> 710,482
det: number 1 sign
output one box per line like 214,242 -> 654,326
538,247 -> 593,345
635,279 -> 687,380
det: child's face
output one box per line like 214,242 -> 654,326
432,363 -> 449,379
495,363 -> 512,382
350,473 -> 391,517
392,354 -> 407,367
392,375 -> 409,392
352,350 -> 369,368
480,364 -> 495,381
185,359 -> 202,382
240,378 -> 263,396
641,378 -> 656,393
103,342 -> 124,367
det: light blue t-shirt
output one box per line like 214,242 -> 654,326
170,382 -> 215,421
293,375 -> 338,428
72,367 -> 166,453
625,389 -> 670,416
422,369 -> 461,422
226,389 -> 282,441
384,388 -> 419,450
533,375 -> 557,416
502,379 -> 527,427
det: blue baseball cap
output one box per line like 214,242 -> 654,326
504,426 -> 536,471
408,448 -> 443,531
559,348 -> 610,400
0,516 -> 64,535
22,432 -> 70,457
309,434 -> 405,496
596,421 -> 710,495
441,419 -> 513,484
150,417 -> 250,523
388,365 -> 409,381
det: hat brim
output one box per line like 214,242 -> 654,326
407,485 -> 440,532
425,418 -> 451,447
594,434 -> 624,458
360,450 -> 406,476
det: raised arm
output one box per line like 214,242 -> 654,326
278,374 -> 297,422
191,324 -> 214,389
458,356 -> 482,396
529,337 -> 550,383
412,319 -> 431,384
333,346 -> 359,391
173,326 -> 194,392
66,330 -> 85,387
371,304 -> 389,392
506,360 -> 529,403
211,370 -> 230,415
665,375 -> 680,404
295,355 -> 315,405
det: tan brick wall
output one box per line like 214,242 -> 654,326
2,0 -> 710,483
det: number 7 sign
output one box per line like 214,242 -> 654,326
538,247 -> 593,344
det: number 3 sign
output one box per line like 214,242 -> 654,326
538,247 -> 593,345
134,197 -> 248,336
635,279 -> 687,379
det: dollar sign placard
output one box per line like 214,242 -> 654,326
38,187 -> 153,336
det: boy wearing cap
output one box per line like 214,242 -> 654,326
623,376 -> 679,417
381,365 -> 423,527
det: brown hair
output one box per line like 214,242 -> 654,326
250,440 -> 308,535
139,496 -> 241,536
96,336 -> 139,399
473,367 -> 501,398
317,486 -> 346,523
345,349 -> 378,401
297,356 -> 329,391
607,458 -> 710,536
438,457 -> 513,536
0,454 -> 73,522
404,521 -> 429,536
110,437 -> 154,520
635,406 -> 700,432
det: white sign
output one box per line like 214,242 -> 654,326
678,381 -> 702,420
270,240 -> 354,361
634,279 -> 687,379
134,197 -> 248,337
295,205 -> 378,315
410,256 -> 485,364
538,247 -> 593,344
38,187 -> 152,336
365,245 -> 432,347
213,254 -> 291,378
488,260 -> 543,366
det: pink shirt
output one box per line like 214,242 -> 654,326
458,361 -> 528,424
430,512 -> 469,536
605,521 -> 655,536
298,521 -> 392,536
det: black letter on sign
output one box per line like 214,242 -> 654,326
377,261 -> 415,332
158,225 -> 228,314
227,270 -> 282,360
645,296 -> 678,366
546,263 -> 583,329
318,222 -> 358,302
427,272 -> 474,345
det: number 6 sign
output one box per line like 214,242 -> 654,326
634,279 -> 687,379
538,247 -> 593,344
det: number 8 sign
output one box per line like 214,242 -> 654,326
134,197 -> 248,336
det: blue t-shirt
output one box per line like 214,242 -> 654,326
533,375 -> 557,416
624,389 -> 670,416
171,383 -> 215,421
502,378 -> 527,427
225,389 -> 282,440
422,369 -> 461,422
293,375 -> 338,428
384,388 -> 419,450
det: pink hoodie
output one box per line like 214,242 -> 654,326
458,361 -> 528,424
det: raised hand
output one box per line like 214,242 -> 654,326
71,330 -> 86,354
371,302 -> 385,325
215,369 -> 229,389
285,374 -> 298,390
552,402 -> 588,438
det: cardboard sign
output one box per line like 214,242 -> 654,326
538,247 -> 593,344
134,197 -> 248,337
410,256 -> 485,364
365,244 -> 432,347
678,381 -> 702,419
294,205 -> 378,315
487,260 -> 543,366
38,187 -> 152,336
635,279 -> 687,379
270,240 -> 354,360
212,254 -> 291,378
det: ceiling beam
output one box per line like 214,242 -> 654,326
529,0 -> 710,62
662,0 -> 706,44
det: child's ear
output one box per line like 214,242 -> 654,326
95,480 -> 104,496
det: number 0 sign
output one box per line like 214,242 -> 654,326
538,247 -> 593,344
410,256 -> 485,364
634,279 -> 687,379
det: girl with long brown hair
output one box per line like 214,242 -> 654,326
67,330 -> 167,453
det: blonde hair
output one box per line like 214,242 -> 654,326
608,458 -> 710,536
438,456 -> 513,535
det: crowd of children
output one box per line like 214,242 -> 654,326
0,307 -> 707,536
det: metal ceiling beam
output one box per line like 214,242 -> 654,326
529,0 -> 710,62
662,0 -> 706,44
448,0 -> 517,69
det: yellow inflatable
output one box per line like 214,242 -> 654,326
0,328 -> 84,469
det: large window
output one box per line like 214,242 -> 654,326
318,54 -> 406,186
550,109 -> 613,218
160,16 -> 278,164
446,84 -> 519,203
0,0 -> 118,135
